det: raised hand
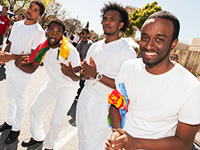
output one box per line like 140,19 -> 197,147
15,51 -> 29,67
0,51 -> 13,65
80,57 -> 97,78
60,61 -> 74,77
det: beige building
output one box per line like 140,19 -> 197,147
189,38 -> 200,51
173,42 -> 190,52
125,5 -> 138,14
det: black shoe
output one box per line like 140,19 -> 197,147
0,122 -> 12,132
21,137 -> 43,147
5,130 -> 20,144
44,149 -> 53,150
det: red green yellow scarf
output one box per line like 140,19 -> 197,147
29,35 -> 70,64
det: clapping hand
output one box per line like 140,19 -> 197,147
15,51 -> 29,67
80,57 -> 97,78
105,128 -> 128,150
60,61 -> 74,78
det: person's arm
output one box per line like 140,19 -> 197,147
81,57 -> 116,89
4,41 -> 11,52
109,105 -> 121,129
106,121 -> 199,150
3,26 -> 9,37
0,42 -> 18,64
0,42 -> 34,65
60,61 -> 80,81
105,105 -> 124,149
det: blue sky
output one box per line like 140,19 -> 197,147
60,0 -> 200,44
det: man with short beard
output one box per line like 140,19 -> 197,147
16,18 -> 80,150
0,0 -> 45,144
105,11 -> 200,150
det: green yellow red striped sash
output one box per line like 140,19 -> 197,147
29,35 -> 70,64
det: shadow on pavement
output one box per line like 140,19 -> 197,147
67,100 -> 77,127
0,130 -> 43,150
26,143 -> 43,150
0,130 -> 18,150
0,65 -> 6,81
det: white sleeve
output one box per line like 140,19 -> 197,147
31,30 -> 45,50
8,23 -> 17,42
120,45 -> 137,66
178,84 -> 200,125
67,44 -> 81,68
115,61 -> 128,87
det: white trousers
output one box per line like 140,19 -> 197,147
30,81 -> 77,149
76,87 -> 110,150
6,75 -> 32,131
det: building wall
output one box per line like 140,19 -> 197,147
174,42 -> 190,51
172,49 -> 200,79
171,38 -> 200,79
189,38 -> 200,51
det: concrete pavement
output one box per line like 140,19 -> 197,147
0,66 -> 79,150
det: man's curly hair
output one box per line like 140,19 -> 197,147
101,2 -> 129,32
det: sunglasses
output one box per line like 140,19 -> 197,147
48,29 -> 62,37
170,56 -> 177,59
80,32 -> 85,35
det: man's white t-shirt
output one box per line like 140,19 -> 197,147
43,43 -> 80,88
84,38 -> 137,100
116,58 -> 200,139
6,20 -> 45,79
73,34 -> 79,43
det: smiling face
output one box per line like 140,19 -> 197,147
140,18 -> 178,68
102,10 -> 124,36
47,23 -> 63,48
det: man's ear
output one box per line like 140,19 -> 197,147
171,39 -> 178,49
119,22 -> 124,30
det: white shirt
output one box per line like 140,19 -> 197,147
43,43 -> 80,88
84,38 -> 137,100
116,59 -> 200,139
6,20 -> 45,79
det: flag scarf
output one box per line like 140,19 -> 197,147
107,83 -> 130,129
29,35 -> 70,64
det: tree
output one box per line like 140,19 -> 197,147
125,1 -> 162,37
89,30 -> 98,40
64,18 -> 82,33
3,0 -> 52,13
40,0 -> 68,27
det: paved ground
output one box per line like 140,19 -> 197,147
0,66 -> 79,150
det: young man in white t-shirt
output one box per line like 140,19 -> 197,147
76,2 -> 137,150
105,11 -> 200,150
0,0 -> 45,144
15,19 -> 80,150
